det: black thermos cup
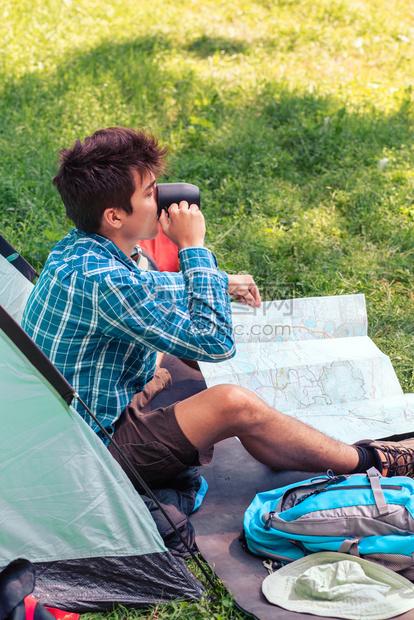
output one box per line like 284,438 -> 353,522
157,183 -> 200,217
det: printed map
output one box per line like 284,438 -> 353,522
199,294 -> 414,443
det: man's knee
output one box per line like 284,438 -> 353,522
206,384 -> 269,425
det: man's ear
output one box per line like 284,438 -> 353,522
101,208 -> 123,229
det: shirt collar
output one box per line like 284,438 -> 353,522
74,229 -> 139,271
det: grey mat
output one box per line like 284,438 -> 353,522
155,356 -> 414,620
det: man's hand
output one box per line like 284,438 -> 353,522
159,201 -> 205,251
228,274 -> 261,307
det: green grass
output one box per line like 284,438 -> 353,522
81,569 -> 249,620
2,0 -> 414,616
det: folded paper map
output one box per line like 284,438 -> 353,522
199,294 -> 414,443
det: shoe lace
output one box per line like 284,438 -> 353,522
381,445 -> 414,476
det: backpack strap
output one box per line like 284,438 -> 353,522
367,467 -> 389,516
338,538 -> 361,556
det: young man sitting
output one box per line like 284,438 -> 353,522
22,127 -> 414,499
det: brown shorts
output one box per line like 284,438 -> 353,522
108,367 -> 213,491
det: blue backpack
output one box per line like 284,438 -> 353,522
243,467 -> 414,580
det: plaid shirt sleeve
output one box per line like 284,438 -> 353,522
97,246 -> 235,361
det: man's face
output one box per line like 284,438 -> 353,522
123,170 -> 159,243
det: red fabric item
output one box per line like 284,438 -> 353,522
24,595 -> 38,620
24,596 -> 79,620
44,607 -> 79,620
139,225 -> 179,272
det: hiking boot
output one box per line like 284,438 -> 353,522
354,438 -> 414,477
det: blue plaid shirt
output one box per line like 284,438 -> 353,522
22,229 -> 235,442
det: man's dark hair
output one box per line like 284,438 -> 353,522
53,127 -> 168,233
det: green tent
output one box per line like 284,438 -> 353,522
0,236 -> 35,324
0,239 -> 203,611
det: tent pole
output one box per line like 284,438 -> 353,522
73,393 -> 217,591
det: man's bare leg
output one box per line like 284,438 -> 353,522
175,384 -> 359,473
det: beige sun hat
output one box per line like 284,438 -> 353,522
262,552 -> 414,620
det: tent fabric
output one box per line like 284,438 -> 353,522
0,237 -> 37,283
32,555 -> 200,612
0,325 -> 165,563
0,238 -> 35,324
0,313 -> 204,610
0,307 -> 74,404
